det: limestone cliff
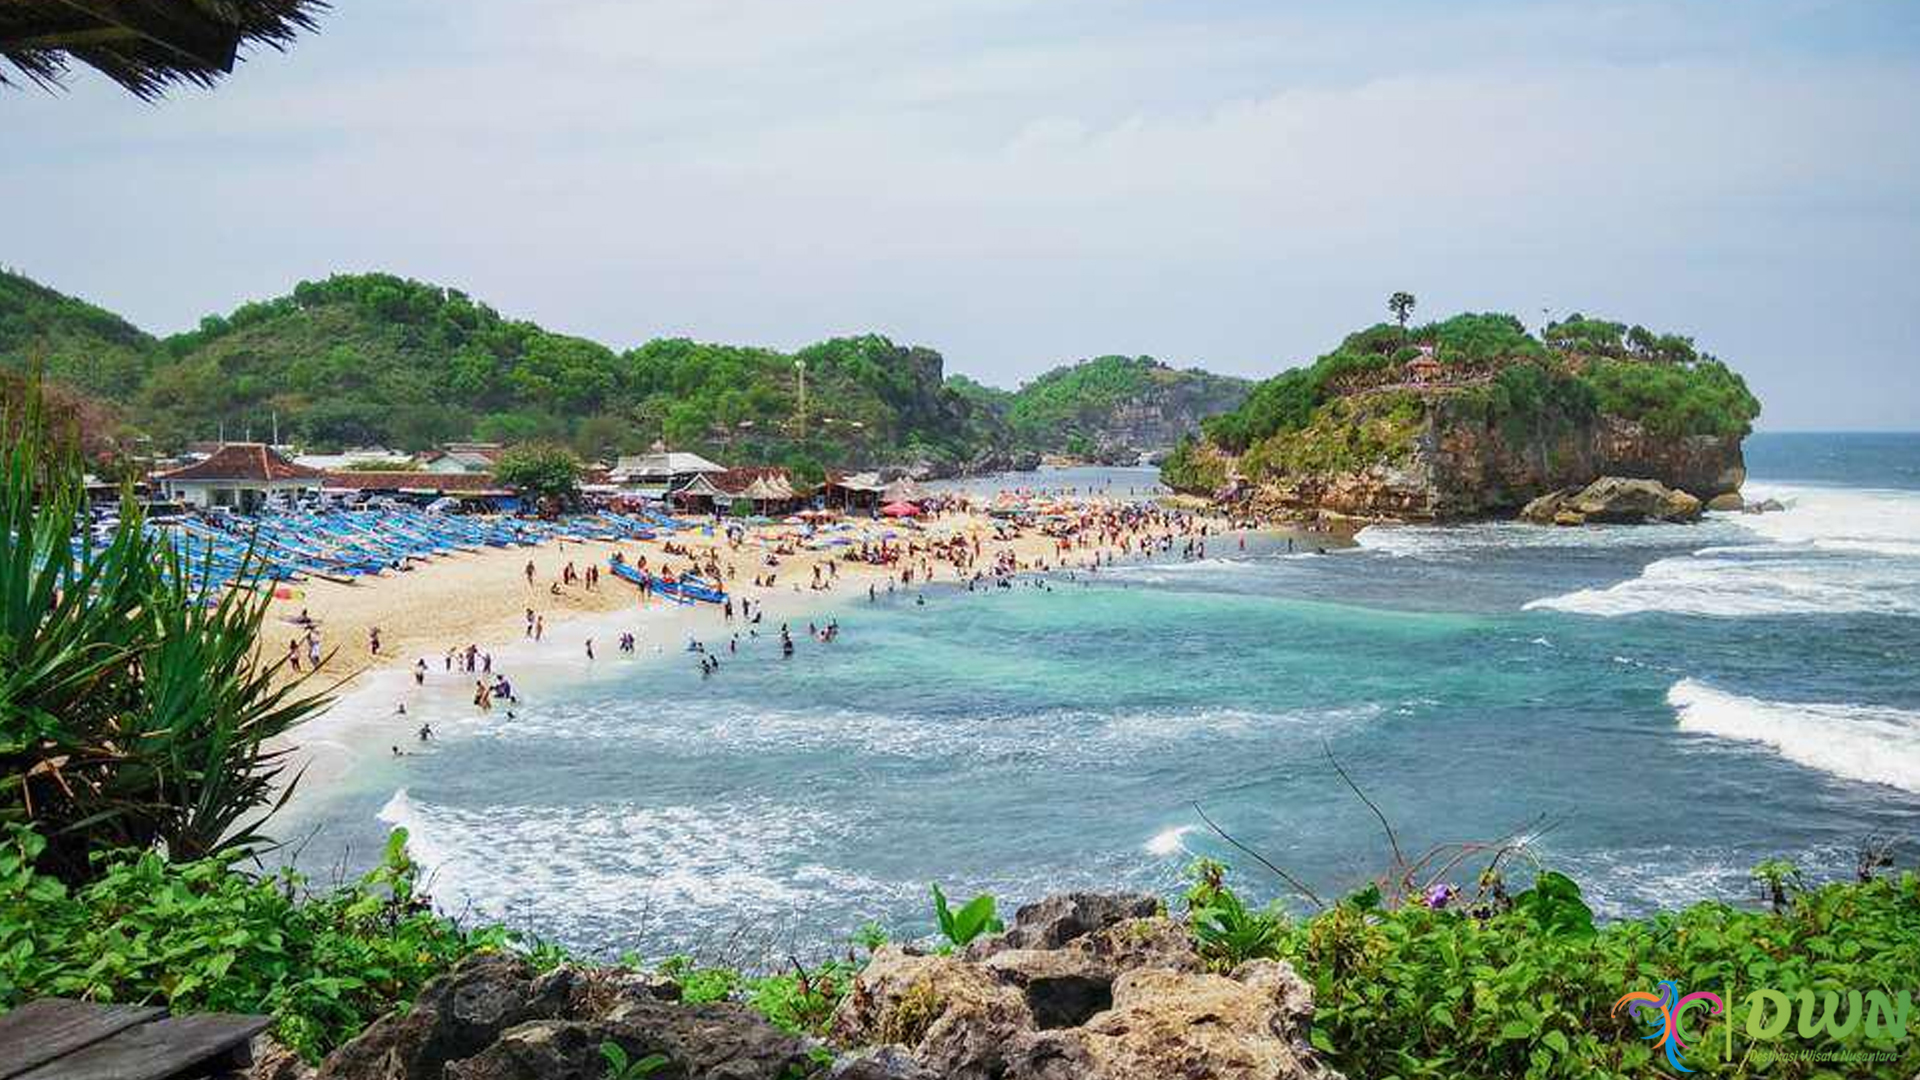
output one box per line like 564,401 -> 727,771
1163,312 -> 1759,522
1174,386 -> 1747,523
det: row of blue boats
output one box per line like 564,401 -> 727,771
154,506 -> 690,593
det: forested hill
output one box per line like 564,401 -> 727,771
0,269 -> 1245,471
0,271 -> 1017,473
0,269 -> 157,399
990,355 -> 1251,461
1162,311 -> 1762,519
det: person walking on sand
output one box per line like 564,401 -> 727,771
368,626 -> 382,655
525,560 -> 536,586
535,615 -> 545,641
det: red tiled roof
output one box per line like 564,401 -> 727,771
321,471 -> 506,493
155,443 -> 326,482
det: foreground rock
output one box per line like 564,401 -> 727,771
314,954 -> 812,1080
1519,476 -> 1703,525
831,893 -> 1340,1080
312,893 -> 1341,1079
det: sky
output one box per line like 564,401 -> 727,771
5,0 -> 1918,429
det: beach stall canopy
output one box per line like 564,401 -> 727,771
1,0 -> 326,100
881,501 -> 921,518
670,473 -> 730,512
824,471 -> 886,511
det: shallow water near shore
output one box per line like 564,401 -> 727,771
284,439 -> 1920,963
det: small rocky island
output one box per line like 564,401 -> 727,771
1162,305 -> 1761,526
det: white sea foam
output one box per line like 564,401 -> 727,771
472,699 -> 1383,769
378,787 -> 901,951
1145,825 -> 1196,856
1525,482 -> 1920,618
1668,679 -> 1920,793
1357,519 -> 1726,559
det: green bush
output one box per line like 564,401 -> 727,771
656,951 -> 863,1037
1585,357 -> 1760,438
1192,864 -> 1920,1079
0,399 -> 330,883
1159,435 -> 1228,494
0,826 -> 518,1062
1191,309 -> 1760,482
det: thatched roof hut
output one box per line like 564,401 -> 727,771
1,0 -> 326,99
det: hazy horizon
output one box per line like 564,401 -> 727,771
6,0 -> 1917,430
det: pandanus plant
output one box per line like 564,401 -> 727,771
0,389 -> 332,882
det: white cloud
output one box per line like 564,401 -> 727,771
3,0 -> 1916,426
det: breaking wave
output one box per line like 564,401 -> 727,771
1524,483 -> 1920,618
1668,679 -> 1920,793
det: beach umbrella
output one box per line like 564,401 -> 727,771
881,501 -> 920,518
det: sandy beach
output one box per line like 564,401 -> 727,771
263,505 -> 1233,686
262,499 -> 1284,793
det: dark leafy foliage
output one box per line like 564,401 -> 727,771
0,397 -> 330,883
1191,861 -> 1920,1079
0,269 -> 156,399
1188,310 -> 1760,480
1000,355 -> 1248,449
0,826 -> 528,1062
493,444 -> 582,505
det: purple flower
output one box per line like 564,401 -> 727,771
1424,883 -> 1456,910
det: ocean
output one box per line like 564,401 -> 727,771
284,433 -> 1920,963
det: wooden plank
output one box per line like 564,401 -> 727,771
15,1012 -> 271,1080
0,1001 -> 165,1080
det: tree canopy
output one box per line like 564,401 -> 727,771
1,269 -> 1263,469
1199,310 -> 1759,457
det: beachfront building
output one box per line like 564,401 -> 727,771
294,447 -> 416,471
824,472 -> 886,512
611,450 -> 728,501
420,443 -> 503,474
320,470 -> 513,509
726,468 -> 801,515
153,442 -> 325,511
669,467 -> 804,515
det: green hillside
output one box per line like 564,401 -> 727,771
0,268 -> 156,399
1164,311 -> 1761,493
1,272 -> 1010,471
1,269 -> 1249,470
1001,355 -> 1250,454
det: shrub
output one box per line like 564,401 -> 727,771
1190,862 -> 1920,1079
495,443 -> 583,505
0,826 -> 515,1062
0,394 -> 330,883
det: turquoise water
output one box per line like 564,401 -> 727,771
289,436 -> 1920,962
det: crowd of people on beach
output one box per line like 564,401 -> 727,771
351,492 -> 1256,762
